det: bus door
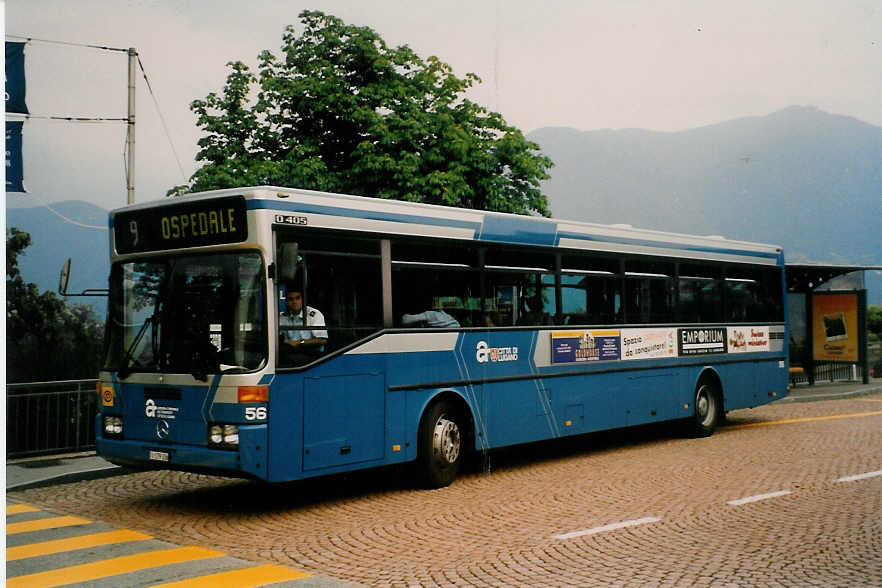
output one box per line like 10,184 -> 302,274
273,229 -> 386,474
302,372 -> 386,470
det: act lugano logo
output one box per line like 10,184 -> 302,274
476,340 -> 519,363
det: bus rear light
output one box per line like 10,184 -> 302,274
238,385 -> 268,403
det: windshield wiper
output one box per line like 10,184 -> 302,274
117,315 -> 156,379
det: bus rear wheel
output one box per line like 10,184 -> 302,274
419,400 -> 463,488
691,380 -> 721,437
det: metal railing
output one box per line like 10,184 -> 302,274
6,379 -> 98,459
789,363 -> 864,386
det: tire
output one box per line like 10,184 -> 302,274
690,380 -> 721,438
418,400 -> 464,488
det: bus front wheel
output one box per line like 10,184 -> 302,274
418,400 -> 463,488
691,380 -> 721,437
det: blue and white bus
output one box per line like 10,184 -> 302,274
97,186 -> 789,487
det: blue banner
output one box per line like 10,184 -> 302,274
6,121 -> 25,192
551,329 -> 621,363
5,42 -> 29,114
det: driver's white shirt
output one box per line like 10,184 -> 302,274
279,306 -> 328,341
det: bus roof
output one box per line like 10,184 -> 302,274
111,186 -> 783,265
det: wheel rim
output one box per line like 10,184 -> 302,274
696,385 -> 715,426
433,416 -> 461,465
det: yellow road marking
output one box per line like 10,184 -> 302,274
6,529 -> 152,561
6,504 -> 41,515
6,515 -> 92,535
152,563 -> 312,587
857,397 -> 882,403
725,410 -> 882,430
6,546 -> 224,588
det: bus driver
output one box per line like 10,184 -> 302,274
279,288 -> 328,354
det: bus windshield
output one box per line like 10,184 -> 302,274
104,251 -> 267,378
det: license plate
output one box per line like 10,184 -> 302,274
148,450 -> 169,462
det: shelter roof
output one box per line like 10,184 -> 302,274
786,263 -> 882,292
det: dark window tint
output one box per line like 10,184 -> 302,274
624,260 -> 673,324
726,266 -> 784,322
677,263 -> 723,323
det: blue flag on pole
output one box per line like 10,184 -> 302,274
6,121 -> 25,192
6,42 -> 29,114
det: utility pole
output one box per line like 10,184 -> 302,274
127,47 -> 137,205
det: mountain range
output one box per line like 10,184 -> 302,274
6,106 -> 881,311
7,200 -> 111,317
528,106 -> 881,303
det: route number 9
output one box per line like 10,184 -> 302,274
129,220 -> 139,246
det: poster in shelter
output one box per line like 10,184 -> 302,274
812,293 -> 859,362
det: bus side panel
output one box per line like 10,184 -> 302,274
720,359 -> 786,410
623,372 -> 680,425
755,359 -> 788,404
481,368 -> 683,450
716,363 -> 756,412
484,378 -> 557,448
543,374 -> 622,436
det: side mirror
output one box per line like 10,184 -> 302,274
59,258 -> 72,295
278,243 -> 300,283
57,257 -> 108,297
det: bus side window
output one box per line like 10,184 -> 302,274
391,239 -> 480,329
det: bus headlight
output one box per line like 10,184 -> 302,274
103,416 -> 123,437
208,424 -> 239,448
223,425 -> 239,445
209,425 -> 223,444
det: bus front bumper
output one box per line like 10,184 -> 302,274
96,428 -> 268,480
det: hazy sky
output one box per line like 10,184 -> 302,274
4,0 -> 881,211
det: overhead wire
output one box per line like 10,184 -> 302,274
6,33 -> 191,187
8,114 -> 128,123
14,192 -> 108,231
137,56 -> 188,183
5,34 -> 128,53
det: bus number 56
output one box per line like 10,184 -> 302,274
245,407 -> 267,421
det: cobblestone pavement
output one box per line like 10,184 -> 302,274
10,394 -> 882,587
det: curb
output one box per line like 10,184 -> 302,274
776,384 -> 882,404
7,463 -> 127,492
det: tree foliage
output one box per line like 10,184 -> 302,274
869,304 -> 882,342
173,10 -> 553,216
6,228 -> 105,383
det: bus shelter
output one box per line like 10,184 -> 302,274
786,264 -> 880,385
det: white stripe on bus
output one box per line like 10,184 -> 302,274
347,332 -> 460,355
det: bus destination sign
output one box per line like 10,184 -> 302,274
114,196 -> 247,254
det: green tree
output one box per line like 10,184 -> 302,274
173,10 -> 553,216
868,304 -> 882,342
6,228 -> 105,383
